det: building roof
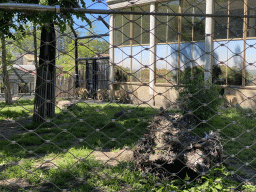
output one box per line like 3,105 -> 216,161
24,54 -> 36,61
107,0 -> 165,8
13,65 -> 36,75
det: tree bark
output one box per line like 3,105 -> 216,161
1,33 -> 12,105
33,23 -> 56,123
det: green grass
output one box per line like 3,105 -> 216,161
0,99 -> 256,191
0,99 -> 34,121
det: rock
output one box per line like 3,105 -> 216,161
134,115 -> 223,180
57,100 -> 74,110
114,110 -> 126,118
225,95 -> 238,107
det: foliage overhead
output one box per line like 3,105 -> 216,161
0,0 -> 94,39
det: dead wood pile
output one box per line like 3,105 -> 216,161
134,113 -> 223,179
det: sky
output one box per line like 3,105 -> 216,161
73,0 -> 109,41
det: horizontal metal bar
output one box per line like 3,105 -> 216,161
77,33 -> 109,40
0,3 -> 56,12
1,3 -> 256,18
98,16 -> 110,29
77,57 -> 109,61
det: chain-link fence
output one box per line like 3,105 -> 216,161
1,0 -> 256,191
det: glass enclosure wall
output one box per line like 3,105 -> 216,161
113,0 -> 256,86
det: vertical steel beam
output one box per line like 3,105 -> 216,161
177,1 -> 182,84
242,0 -> 248,86
149,2 -> 156,100
86,60 -> 90,92
204,0 -> 214,83
70,26 -> 79,88
226,0 -> 230,85
109,14 -> 115,100
93,59 -> 98,99
130,7 -> 133,83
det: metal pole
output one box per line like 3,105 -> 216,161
77,33 -> 109,40
98,16 -> 110,29
93,59 -> 98,99
149,2 -> 156,105
109,14 -> 115,100
177,2 -> 182,84
242,0 -> 248,86
86,60 -> 90,93
70,26 -> 79,88
0,3 -> 255,18
130,7 -> 133,83
204,0 -> 214,83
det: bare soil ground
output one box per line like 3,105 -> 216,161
0,118 -> 33,141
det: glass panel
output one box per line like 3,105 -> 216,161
245,39 -> 256,85
132,46 -> 142,82
213,41 -> 228,85
114,14 -> 122,46
141,46 -> 150,82
167,44 -> 179,84
123,8 -> 131,46
227,40 -> 243,85
229,0 -> 244,39
114,48 -> 123,67
167,1 -> 179,43
214,0 -> 228,39
181,0 -> 193,42
248,0 -> 256,37
142,5 -> 150,44
133,7 -> 142,45
156,3 -> 167,44
193,1 -> 206,41
121,47 -> 132,82
156,45 -> 168,83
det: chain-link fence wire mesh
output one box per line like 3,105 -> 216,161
1,0 -> 256,191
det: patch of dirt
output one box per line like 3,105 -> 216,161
227,159 -> 256,185
0,178 -> 32,191
0,118 -> 33,141
93,149 -> 134,166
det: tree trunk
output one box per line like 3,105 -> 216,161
1,33 -> 12,105
33,23 -> 56,123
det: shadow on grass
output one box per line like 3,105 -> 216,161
0,103 -> 170,191
0,102 -> 256,191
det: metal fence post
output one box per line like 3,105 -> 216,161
109,14 -> 115,100
149,2 -> 156,105
205,0 -> 214,83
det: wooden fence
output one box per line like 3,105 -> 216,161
55,61 -> 109,99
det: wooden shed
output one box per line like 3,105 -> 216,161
0,65 -> 35,96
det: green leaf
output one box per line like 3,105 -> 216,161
215,183 -> 223,190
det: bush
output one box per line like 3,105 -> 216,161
178,66 -> 223,126
114,67 -> 128,82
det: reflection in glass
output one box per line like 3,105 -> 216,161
214,0 -> 228,39
142,5 -> 150,45
248,0 -> 256,38
229,0 -> 244,39
114,14 -> 122,46
123,8 -> 131,46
